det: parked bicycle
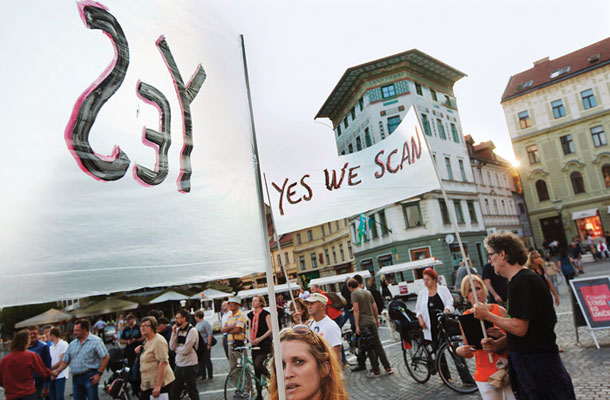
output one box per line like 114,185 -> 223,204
389,300 -> 477,394
224,345 -> 271,400
341,327 -> 360,365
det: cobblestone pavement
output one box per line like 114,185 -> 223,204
5,260 -> 606,400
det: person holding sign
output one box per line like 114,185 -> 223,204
474,232 -> 575,400
456,275 -> 515,400
137,316 -> 175,400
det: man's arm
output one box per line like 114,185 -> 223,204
352,302 -> 360,334
473,302 -> 529,337
371,300 -> 379,327
90,355 -> 109,385
484,278 -> 502,303
169,328 -> 178,351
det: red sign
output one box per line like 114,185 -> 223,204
580,284 -> 610,322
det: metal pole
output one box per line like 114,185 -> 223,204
240,34 -> 286,400
418,122 -> 492,362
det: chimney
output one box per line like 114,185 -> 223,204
533,57 -> 549,66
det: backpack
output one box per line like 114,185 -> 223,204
326,292 -> 347,310
185,325 -> 204,359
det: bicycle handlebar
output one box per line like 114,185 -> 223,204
233,346 -> 261,351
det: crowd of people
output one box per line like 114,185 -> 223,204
1,229 -> 594,400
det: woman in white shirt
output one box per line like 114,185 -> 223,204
415,268 -> 454,346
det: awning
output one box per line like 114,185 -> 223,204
76,298 -> 139,318
309,270 -> 371,287
190,289 -> 231,300
377,257 -> 443,276
149,290 -> 191,304
572,208 -> 598,220
238,282 -> 300,299
15,309 -> 74,329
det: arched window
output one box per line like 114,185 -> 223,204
602,164 -> 610,188
518,203 -> 525,214
570,171 -> 585,194
535,180 -> 550,201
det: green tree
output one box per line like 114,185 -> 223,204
0,302 -> 56,338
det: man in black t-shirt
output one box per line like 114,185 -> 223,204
119,313 -> 143,366
482,256 -> 508,304
474,231 -> 575,400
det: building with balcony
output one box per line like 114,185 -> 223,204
465,136 -> 534,248
315,49 -> 487,286
501,37 -> 610,248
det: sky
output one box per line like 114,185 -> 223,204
206,0 -> 610,167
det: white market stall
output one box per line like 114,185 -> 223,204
238,282 -> 300,299
15,309 -> 74,329
149,290 -> 191,304
308,270 -> 371,292
377,257 -> 445,297
190,288 -> 231,328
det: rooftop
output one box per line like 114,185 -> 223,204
315,49 -> 466,122
501,36 -> 610,102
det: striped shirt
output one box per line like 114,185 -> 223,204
61,334 -> 108,375
226,309 -> 247,344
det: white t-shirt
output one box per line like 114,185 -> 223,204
309,316 -> 341,348
221,312 -> 231,336
50,339 -> 70,379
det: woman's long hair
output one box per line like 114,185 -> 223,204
290,297 -> 310,324
268,330 -> 347,400
526,251 -> 542,272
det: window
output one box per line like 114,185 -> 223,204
518,203 -> 525,214
325,249 -> 330,265
500,200 -> 506,214
285,252 -> 289,263
356,136 -> 362,151
296,233 -> 301,244
570,171 -> 585,194
299,255 -> 305,270
526,145 -> 540,164
388,116 -> 401,134
549,66 -> 570,79
495,173 -> 500,187
439,199 -> 450,224
381,84 -> 396,99
328,222 -> 332,233
451,123 -> 459,142
458,159 -> 467,181
307,230 -> 313,241
369,214 -> 378,239
430,89 -> 438,102
444,95 -> 451,106
467,201 -> 478,223
277,254 -> 281,266
379,121 -> 385,140
321,225 -> 325,236
602,164 -> 610,188
535,180 -> 550,201
365,128 -> 372,147
310,253 -> 317,268
581,89 -> 597,109
402,202 -> 423,228
560,134 -> 575,154
336,125 -> 341,137
484,199 -> 490,214
359,97 -> 364,111
379,210 -> 388,235
487,171 -> 493,186
350,107 -> 355,120
492,199 -> 499,214
332,247 -> 337,264
454,200 -> 465,224
518,110 -> 531,129
339,244 -> 345,261
551,99 -> 566,118
421,114 -> 432,136
445,157 -> 453,180
348,144 -> 353,153
343,117 -> 348,129
591,126 -> 607,147
336,220 -> 340,230
437,119 -> 446,139
348,241 -> 353,258
415,83 -> 422,95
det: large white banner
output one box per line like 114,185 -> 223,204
265,107 -> 441,234
0,1 -> 268,306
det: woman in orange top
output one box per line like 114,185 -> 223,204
456,275 -> 515,400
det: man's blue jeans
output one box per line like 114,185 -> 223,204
72,371 -> 99,400
337,309 -> 354,330
50,377 -> 66,400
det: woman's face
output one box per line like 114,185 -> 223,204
532,253 -> 542,266
252,297 -> 261,309
281,340 -> 324,400
466,282 -> 485,305
423,275 -> 437,289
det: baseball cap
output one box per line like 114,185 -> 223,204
304,293 -> 328,305
228,297 -> 241,305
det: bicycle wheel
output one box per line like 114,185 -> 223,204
435,340 -> 478,394
402,336 -> 431,383
225,367 -> 255,400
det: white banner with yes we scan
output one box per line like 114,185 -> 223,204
265,107 -> 441,235
0,1 -> 269,306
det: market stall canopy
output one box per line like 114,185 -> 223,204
238,282 -> 300,299
149,290 -> 192,304
376,257 -> 443,276
308,270 -> 371,287
15,309 -> 74,329
76,298 -> 139,318
572,208 -> 598,220
190,289 -> 231,300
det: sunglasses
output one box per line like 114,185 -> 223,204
279,324 -> 325,348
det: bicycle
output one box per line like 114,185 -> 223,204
341,327 -> 360,365
224,345 -> 271,400
397,306 -> 478,394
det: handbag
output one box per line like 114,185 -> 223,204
488,357 -> 510,389
211,335 -> 218,346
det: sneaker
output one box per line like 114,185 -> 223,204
385,368 -> 394,375
206,377 -> 214,381
367,370 -> 381,378
351,365 -> 366,372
